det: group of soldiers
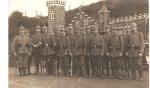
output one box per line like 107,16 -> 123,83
12,22 -> 145,81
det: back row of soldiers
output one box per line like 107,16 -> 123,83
12,22 -> 145,81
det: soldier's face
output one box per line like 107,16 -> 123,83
42,29 -> 47,33
19,31 -> 25,36
35,28 -> 41,33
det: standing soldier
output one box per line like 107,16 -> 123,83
126,22 -> 145,81
55,25 -> 67,76
31,25 -> 42,75
90,26 -> 105,78
73,27 -> 87,77
47,28 -> 55,75
66,24 -> 74,76
85,26 -> 92,77
106,29 -> 124,79
123,25 -> 131,79
12,26 -> 32,76
103,26 -> 111,78
24,29 -> 32,74
40,25 -> 50,75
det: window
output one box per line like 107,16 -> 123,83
100,15 -> 103,22
51,13 -> 54,19
76,21 -> 80,27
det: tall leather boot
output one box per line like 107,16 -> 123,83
138,69 -> 143,81
81,65 -> 87,77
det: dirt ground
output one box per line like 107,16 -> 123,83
9,67 -> 149,88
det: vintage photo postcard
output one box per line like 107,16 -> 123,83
9,0 -> 149,88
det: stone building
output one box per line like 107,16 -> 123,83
47,0 -> 66,32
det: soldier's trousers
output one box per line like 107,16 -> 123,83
57,56 -> 66,75
91,56 -> 104,77
32,53 -> 41,75
28,55 -> 32,74
65,55 -> 71,76
104,55 -> 110,77
17,54 -> 29,75
47,55 -> 54,75
110,57 -> 121,78
40,56 -> 49,75
73,55 -> 86,76
129,57 -> 143,80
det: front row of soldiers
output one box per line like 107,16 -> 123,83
12,22 -> 145,81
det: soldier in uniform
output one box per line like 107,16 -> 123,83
24,29 -> 33,74
90,26 -> 105,78
47,27 -> 55,75
84,26 -> 92,77
31,25 -> 42,75
106,29 -> 124,79
12,26 -> 32,76
55,25 -> 67,76
73,27 -> 87,77
123,25 -> 131,79
103,26 -> 111,78
40,25 -> 52,75
66,24 -> 74,76
126,22 -> 145,81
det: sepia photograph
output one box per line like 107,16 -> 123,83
9,0 -> 149,88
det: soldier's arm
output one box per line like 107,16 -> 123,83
120,36 -> 124,54
28,37 -> 33,53
11,37 -> 17,54
101,36 -> 105,54
139,32 -> 145,53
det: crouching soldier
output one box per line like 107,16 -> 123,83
12,26 -> 32,76
126,22 -> 145,81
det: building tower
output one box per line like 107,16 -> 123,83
47,0 -> 66,32
98,2 -> 110,31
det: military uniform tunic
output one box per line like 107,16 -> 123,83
12,35 -> 31,67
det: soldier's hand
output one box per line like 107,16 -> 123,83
46,44 -> 48,47
33,45 -> 37,47
39,42 -> 42,45
119,53 -> 122,56
106,52 -> 110,56
139,53 -> 143,57
69,53 -> 72,56
125,52 -> 128,56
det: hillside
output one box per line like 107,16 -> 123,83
65,0 -> 148,26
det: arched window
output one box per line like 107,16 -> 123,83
100,15 -> 103,22
51,13 -> 54,19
